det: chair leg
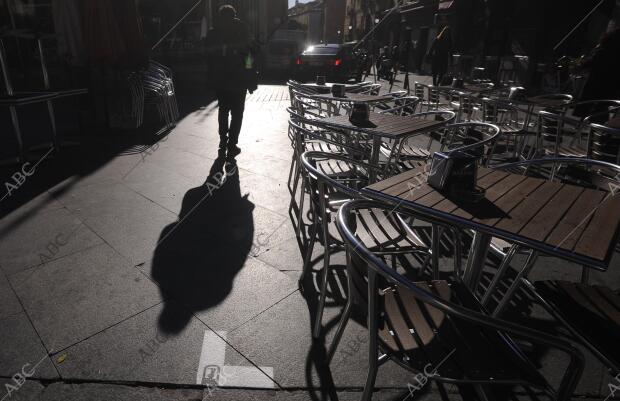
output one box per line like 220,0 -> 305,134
313,216 -> 332,338
580,265 -> 590,285
300,219 -> 318,285
287,152 -> 297,194
452,228 -> 463,277
327,251 -> 355,362
362,270 -> 379,401
431,225 -> 440,280
288,156 -> 301,217
327,293 -> 352,363
297,177 -> 307,229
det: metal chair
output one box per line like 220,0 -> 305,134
413,82 -> 451,113
142,61 -> 180,132
335,199 -> 584,401
300,152 -> 430,339
357,83 -> 382,95
290,89 -> 341,119
375,96 -> 420,116
589,120 -> 620,164
378,110 -> 456,172
481,97 -> 533,161
449,91 -> 483,122
388,118 -> 500,173
287,112 -> 362,211
536,100 -> 620,159
522,278 -> 620,375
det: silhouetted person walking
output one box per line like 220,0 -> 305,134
428,26 -> 452,86
206,5 -> 257,158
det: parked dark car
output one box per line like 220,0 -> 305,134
294,43 -> 363,82
262,39 -> 299,74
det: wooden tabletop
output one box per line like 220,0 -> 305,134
301,82 -> 359,88
483,95 -> 572,109
320,112 -> 447,139
363,165 -> 620,268
436,84 -> 495,94
524,97 -> 572,108
312,92 -> 392,103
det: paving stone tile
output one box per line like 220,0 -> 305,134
121,160 -> 197,214
9,244 -> 161,353
0,313 -> 58,379
238,136 -> 293,164
41,383 -> 203,401
238,169 -> 290,217
193,257 -> 297,332
225,291 -> 413,389
0,191 -> 64,219
63,153 -> 146,189
256,222 -> 346,273
200,388 -> 416,401
0,207 -> 103,275
0,272 -> 22,319
250,206 -> 290,256
235,153 -> 292,183
0,379 -> 45,401
53,301 -> 274,387
135,169 -> 263,331
50,182 -> 177,265
128,146 -> 216,187
137,204 -> 296,332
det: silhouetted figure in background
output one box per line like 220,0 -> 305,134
575,28 -> 620,121
428,26 -> 452,86
206,5 -> 257,158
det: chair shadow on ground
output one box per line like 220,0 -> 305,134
151,155 -> 255,334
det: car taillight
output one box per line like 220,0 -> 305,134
334,58 -> 342,66
296,57 -> 302,65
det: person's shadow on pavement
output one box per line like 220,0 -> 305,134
151,156 -> 254,334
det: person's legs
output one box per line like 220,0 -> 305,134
227,90 -> 246,154
217,92 -> 231,152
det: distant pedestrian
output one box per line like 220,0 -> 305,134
392,44 -> 400,74
205,5 -> 257,158
428,26 -> 452,86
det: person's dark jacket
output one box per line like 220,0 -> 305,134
205,18 -> 256,93
428,35 -> 452,74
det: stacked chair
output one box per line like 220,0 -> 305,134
142,60 -> 180,133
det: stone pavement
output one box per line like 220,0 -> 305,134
0,81 -> 617,401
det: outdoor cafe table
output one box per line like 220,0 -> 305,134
361,164 -> 620,309
436,83 -> 498,96
311,92 -> 393,104
299,82 -> 362,93
319,112 -> 447,182
490,95 -> 573,127
311,92 -> 393,116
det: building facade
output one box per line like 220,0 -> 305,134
324,0 -> 346,43
209,0 -> 288,43
288,0 -> 323,44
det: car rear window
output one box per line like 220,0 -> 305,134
304,46 -> 339,55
